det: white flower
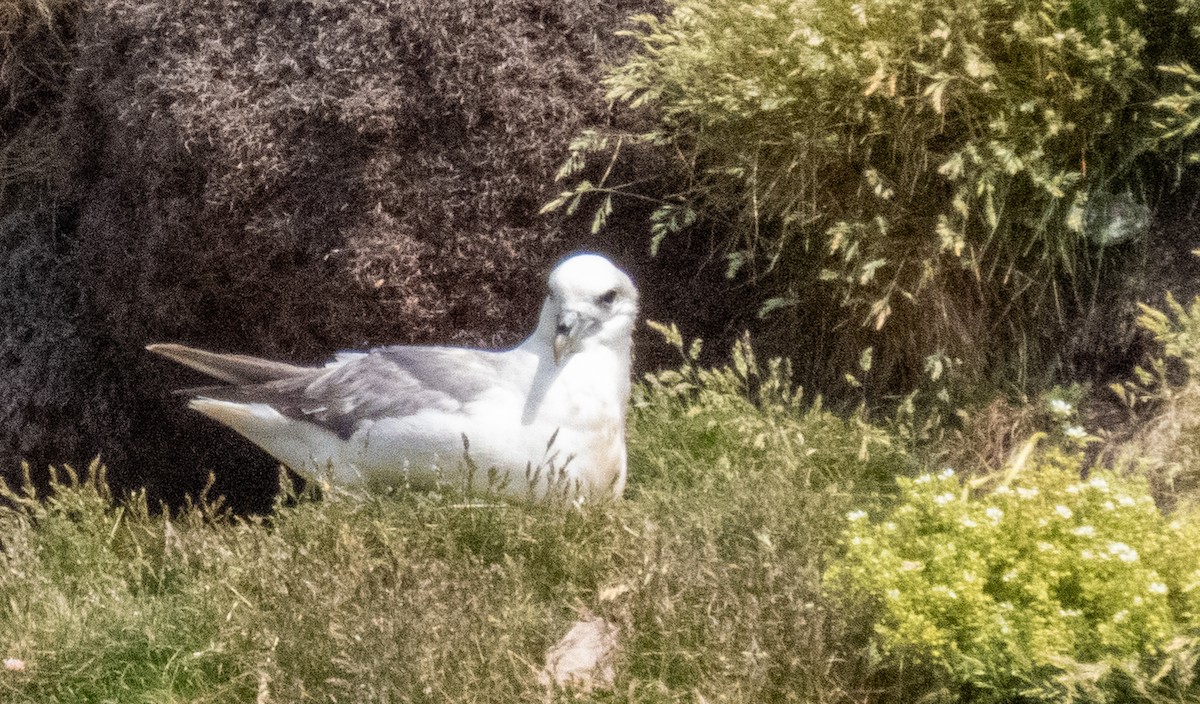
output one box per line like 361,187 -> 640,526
1002,570 -> 1018,582
1088,476 -> 1109,492
901,560 -> 924,571
915,474 -> 933,484
939,467 -> 955,479
847,510 -> 868,521
986,507 -> 1004,522
3,658 -> 24,672
1037,541 -> 1055,552
1049,398 -> 1074,416
1081,549 -> 1096,559
1055,505 -> 1073,519
1065,425 -> 1087,440
961,517 -> 978,528
1072,525 -> 1095,537
799,27 -> 825,47
934,492 -> 956,505
1118,495 -> 1136,507
1017,487 -> 1040,499
1108,542 -> 1139,562
994,486 -> 1012,495
1103,501 -> 1116,511
1113,610 -> 1129,623
1150,582 -> 1169,595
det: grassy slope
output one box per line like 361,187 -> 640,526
0,344 -> 913,703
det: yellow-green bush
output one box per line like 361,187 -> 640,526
828,451 -> 1200,701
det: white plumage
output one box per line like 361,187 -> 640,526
148,253 -> 638,498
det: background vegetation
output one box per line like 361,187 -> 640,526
552,0 -> 1200,396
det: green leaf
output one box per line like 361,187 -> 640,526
591,195 -> 613,234
758,297 -> 795,318
859,259 -> 887,285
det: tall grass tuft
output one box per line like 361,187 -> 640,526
1108,292 -> 1200,507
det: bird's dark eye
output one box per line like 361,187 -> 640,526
597,289 -> 618,306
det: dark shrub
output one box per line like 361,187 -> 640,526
2,0 -> 683,509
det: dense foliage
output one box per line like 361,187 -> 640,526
8,324 -> 1200,701
553,0 -> 1200,391
1109,292 -> 1200,504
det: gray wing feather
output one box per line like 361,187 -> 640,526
195,345 -> 510,439
146,343 -> 310,384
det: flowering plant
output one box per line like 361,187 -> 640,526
827,449 -> 1200,700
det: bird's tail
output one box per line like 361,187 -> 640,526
146,343 -> 309,385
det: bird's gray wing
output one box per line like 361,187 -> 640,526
195,346 -> 512,440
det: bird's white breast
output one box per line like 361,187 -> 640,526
522,348 -> 629,494
337,346 -> 628,497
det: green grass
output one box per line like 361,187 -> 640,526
8,327 -> 1200,702
0,338 -> 909,703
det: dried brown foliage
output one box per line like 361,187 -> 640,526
67,0 -> 659,351
1,0 -> 672,509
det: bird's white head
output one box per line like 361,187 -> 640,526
538,253 -> 638,365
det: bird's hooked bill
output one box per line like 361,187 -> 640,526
553,310 -> 584,365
